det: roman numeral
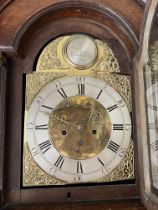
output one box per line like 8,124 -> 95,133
37,96 -> 43,105
57,88 -> 67,99
96,90 -> 102,99
107,104 -> 118,112
77,161 -> 83,174
151,140 -> 158,152
35,124 -> 48,130
117,147 -> 127,157
78,84 -> 85,95
118,99 -> 125,107
148,123 -> 156,129
38,140 -> 51,153
54,155 -> 64,169
102,167 -> 110,175
148,104 -> 158,111
113,124 -> 124,130
125,124 -> 131,131
41,105 -> 53,110
98,157 -> 104,166
27,122 -> 34,130
107,141 -> 120,153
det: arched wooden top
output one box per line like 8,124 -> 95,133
0,0 -> 143,53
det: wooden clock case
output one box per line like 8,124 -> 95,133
0,0 -> 155,209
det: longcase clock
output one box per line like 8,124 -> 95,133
0,0 -> 157,209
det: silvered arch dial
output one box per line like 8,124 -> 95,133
26,75 -> 131,183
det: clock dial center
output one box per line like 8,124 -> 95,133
48,95 -> 112,160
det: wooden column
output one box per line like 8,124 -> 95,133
0,53 -> 7,207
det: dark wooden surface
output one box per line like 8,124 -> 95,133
0,0 -> 146,209
0,53 -> 7,207
0,0 -> 143,51
4,200 -> 146,210
0,0 -> 12,13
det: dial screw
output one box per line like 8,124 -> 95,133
92,130 -> 97,134
62,130 -> 67,135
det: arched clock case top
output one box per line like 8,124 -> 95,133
0,0 -> 145,208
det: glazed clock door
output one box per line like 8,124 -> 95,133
135,0 -> 158,209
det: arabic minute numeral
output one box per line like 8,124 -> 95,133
118,99 -> 125,107
102,167 -> 110,175
76,76 -> 85,83
31,148 -> 39,156
37,96 -> 43,105
74,175 -> 82,182
117,147 -> 127,157
27,122 -> 34,130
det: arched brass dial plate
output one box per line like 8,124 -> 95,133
23,33 -> 134,186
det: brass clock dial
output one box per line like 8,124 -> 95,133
23,33 -> 134,186
26,76 -> 131,183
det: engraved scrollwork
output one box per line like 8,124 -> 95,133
96,142 -> 134,182
23,141 -> 134,185
23,143 -> 65,186
93,40 -> 120,73
145,41 -> 158,87
149,41 -> 158,72
25,72 -> 67,110
97,74 -> 131,111
36,37 -> 68,71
